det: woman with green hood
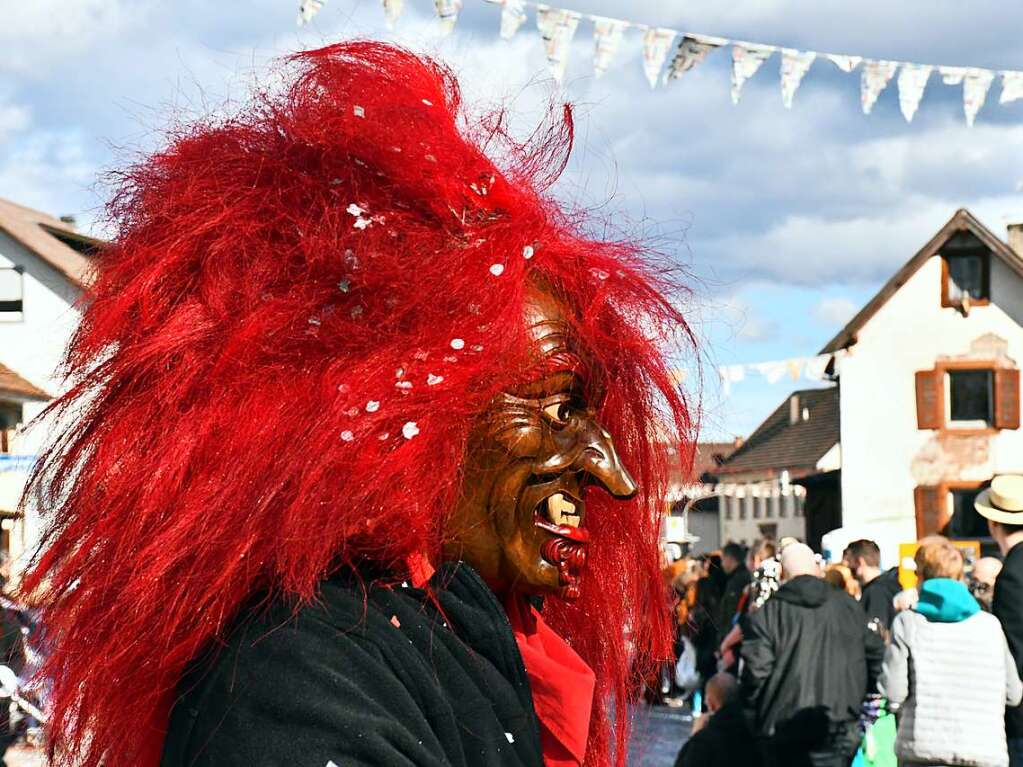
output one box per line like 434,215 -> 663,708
879,536 -> 1022,767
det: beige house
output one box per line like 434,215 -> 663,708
0,197 -> 98,582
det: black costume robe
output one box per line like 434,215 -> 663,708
161,562 -> 545,766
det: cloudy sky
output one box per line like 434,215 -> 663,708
3,0 -> 1023,439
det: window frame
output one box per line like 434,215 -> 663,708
917,359 -> 1017,435
945,366 -> 994,430
915,479 -> 990,539
941,249 -> 990,308
0,266 -> 24,322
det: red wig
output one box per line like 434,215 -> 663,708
25,41 -> 694,767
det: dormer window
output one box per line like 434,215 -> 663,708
941,234 -> 990,308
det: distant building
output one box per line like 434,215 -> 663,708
714,387 -> 840,548
0,197 -> 98,582
822,208 -> 1023,563
660,442 -> 736,555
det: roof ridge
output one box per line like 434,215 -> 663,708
820,208 -> 1020,354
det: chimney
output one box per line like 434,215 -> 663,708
789,394 -> 800,425
1009,222 -> 1023,256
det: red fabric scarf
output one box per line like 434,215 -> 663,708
505,595 -> 596,767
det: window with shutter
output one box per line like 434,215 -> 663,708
914,485 -> 946,537
994,368 -> 1021,430
916,370 -> 942,429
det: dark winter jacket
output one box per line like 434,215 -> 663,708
717,564 -> 751,636
859,567 -> 901,632
161,562 -> 544,767
995,541 -> 1023,738
740,575 -> 885,744
673,701 -> 762,767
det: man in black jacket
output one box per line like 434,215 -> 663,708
843,539 -> 900,633
976,476 -> 1023,767
717,543 -> 751,639
742,543 -> 884,767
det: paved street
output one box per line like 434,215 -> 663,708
627,704 -> 692,766
1,707 -> 691,767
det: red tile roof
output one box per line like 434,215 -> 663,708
716,387 -> 838,476
0,363 -> 49,400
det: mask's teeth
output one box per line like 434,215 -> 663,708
544,493 -> 581,527
546,493 -> 564,525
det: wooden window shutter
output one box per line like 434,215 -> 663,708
995,368 -> 1021,430
914,485 -> 945,537
915,369 -> 942,429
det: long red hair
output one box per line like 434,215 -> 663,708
24,41 -> 695,767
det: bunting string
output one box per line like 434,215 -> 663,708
293,0 -> 1023,125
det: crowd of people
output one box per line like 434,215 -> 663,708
663,473 -> 1023,767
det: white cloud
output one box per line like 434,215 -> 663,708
811,297 -> 858,327
0,0 -> 149,76
703,294 -> 778,343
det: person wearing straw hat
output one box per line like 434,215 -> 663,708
977,475 -> 1023,766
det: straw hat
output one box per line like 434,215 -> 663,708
975,475 -> 1023,525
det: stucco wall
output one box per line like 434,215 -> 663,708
840,253 -> 1023,566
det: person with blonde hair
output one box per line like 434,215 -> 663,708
879,536 -> 1021,767
824,563 -> 861,600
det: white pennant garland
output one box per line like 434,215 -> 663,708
536,5 -> 581,82
381,0 -> 403,29
642,28 -> 677,89
434,0 -> 463,35
860,59 -> 898,114
939,65 -> 967,85
591,16 -> 628,78
826,54 -> 862,73
498,0 -> 527,39
897,63 -> 932,122
963,68 -> 995,127
666,33 -> 725,83
453,1 -> 1023,125
297,0 -> 325,25
780,48 -> 816,108
1002,71 -> 1023,105
731,43 -> 775,104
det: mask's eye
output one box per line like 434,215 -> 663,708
542,401 -> 574,426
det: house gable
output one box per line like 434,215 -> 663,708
821,209 -> 1023,354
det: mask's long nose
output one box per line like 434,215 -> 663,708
577,420 -> 638,499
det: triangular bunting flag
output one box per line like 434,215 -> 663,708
642,27 -> 677,88
592,16 -> 628,78
860,59 -> 898,114
381,0 -> 403,30
665,33 -> 725,83
434,0 -> 462,35
731,43 -> 775,104
499,0 -> 527,40
297,0 -> 326,25
780,49 -> 816,108
897,63 -> 932,122
939,65 -> 967,85
1001,71 -> 1023,105
963,68 -> 995,126
826,54 -> 861,73
536,5 -> 581,83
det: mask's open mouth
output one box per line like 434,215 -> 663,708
533,491 -> 589,543
533,490 -> 589,600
